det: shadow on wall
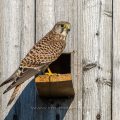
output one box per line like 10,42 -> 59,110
4,80 -> 74,120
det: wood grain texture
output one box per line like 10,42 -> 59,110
98,0 -> 112,119
36,0 -> 78,120
82,0 -> 100,119
0,1 -> 4,119
0,0 -> 35,119
36,1 -> 57,120
77,0 -> 83,119
112,0 -> 120,119
17,0 -> 35,120
0,0 -> 22,119
54,0 -> 79,120
82,0 -> 112,120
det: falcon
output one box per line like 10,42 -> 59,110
0,21 -> 71,106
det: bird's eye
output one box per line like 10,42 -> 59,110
61,24 -> 64,27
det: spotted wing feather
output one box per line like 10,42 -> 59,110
20,33 -> 66,68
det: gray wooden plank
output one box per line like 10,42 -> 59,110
77,0 -> 83,119
36,0 -> 55,41
0,1 -> 4,119
0,0 -> 22,119
54,1 -> 79,120
98,0 -> 112,119
18,0 -> 35,120
36,0 -> 79,120
112,0 -> 120,119
36,0 -> 56,120
81,0 -> 112,119
0,0 -> 35,120
82,0 -> 100,119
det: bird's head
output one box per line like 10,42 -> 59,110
53,21 -> 71,36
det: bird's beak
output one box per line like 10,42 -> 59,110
64,24 -> 71,31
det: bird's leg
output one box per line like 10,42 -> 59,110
45,68 -> 54,76
45,68 -> 57,76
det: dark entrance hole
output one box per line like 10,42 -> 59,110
49,53 -> 71,74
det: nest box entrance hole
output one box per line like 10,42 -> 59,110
47,53 -> 71,74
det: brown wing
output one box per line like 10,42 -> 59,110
20,38 -> 66,68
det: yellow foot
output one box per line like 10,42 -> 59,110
45,68 -> 57,76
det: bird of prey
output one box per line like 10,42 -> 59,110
0,21 -> 71,106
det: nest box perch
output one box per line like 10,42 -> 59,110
35,73 -> 74,97
35,53 -> 74,97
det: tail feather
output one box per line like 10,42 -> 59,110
1,66 -> 41,106
3,68 -> 38,94
7,84 -> 22,106
0,78 -> 14,87
0,70 -> 18,87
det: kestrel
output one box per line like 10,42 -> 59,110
0,21 -> 71,106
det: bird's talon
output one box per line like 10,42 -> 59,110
45,72 -> 54,76
45,68 -> 58,76
45,73 -> 58,76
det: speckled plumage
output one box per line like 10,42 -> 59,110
0,21 -> 71,106
20,31 -> 66,68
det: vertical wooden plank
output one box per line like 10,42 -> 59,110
82,0 -> 100,119
36,0 -> 55,41
112,0 -> 120,119
36,0 -> 79,120
82,0 -> 112,120
98,0 -> 112,119
0,0 -> 35,119
55,0 -> 80,120
18,0 -> 35,119
55,1 -> 80,120
20,0 -> 35,58
0,1 -> 4,119
77,0 -> 83,119
0,0 -> 21,119
36,0 -> 56,120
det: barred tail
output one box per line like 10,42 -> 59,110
1,67 -> 38,94
0,67 -> 39,105
0,69 -> 18,87
7,84 -> 22,106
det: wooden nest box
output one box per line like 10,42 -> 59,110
35,53 -> 75,98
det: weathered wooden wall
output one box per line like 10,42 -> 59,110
0,0 -> 118,120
